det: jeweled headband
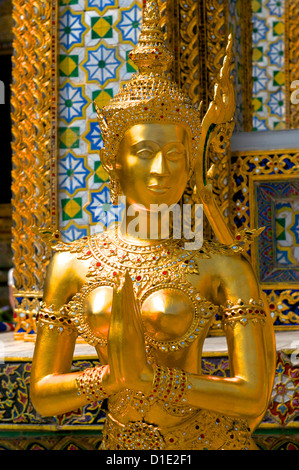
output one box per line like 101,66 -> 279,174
96,0 -> 202,173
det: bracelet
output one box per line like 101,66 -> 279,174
151,365 -> 191,405
75,366 -> 110,403
37,303 -> 77,335
222,298 -> 267,329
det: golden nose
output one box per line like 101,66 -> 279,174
150,151 -> 169,176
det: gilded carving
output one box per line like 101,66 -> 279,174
285,0 -> 299,129
10,0 -> 57,339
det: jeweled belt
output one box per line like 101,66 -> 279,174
101,410 -> 252,451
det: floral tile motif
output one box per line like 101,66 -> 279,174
254,178 -> 299,284
116,3 -> 142,45
59,9 -> 87,51
86,0 -> 118,12
82,44 -> 122,85
251,0 -> 286,131
86,186 -> 125,228
58,1 -> 142,242
59,82 -> 88,124
60,224 -> 88,242
58,153 -> 91,195
275,198 -> 299,267
84,121 -> 104,152
267,352 -> 299,426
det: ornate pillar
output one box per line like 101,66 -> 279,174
10,0 -> 58,339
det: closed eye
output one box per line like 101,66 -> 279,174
166,148 -> 185,160
136,149 -> 155,159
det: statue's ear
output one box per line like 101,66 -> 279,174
100,147 -> 116,177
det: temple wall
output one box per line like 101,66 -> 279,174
57,0 -> 142,241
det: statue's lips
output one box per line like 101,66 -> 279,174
147,185 -> 170,193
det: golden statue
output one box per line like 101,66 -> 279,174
30,0 -> 276,450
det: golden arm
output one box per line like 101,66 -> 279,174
172,255 -> 275,425
30,252 -> 112,417
110,258 -> 275,425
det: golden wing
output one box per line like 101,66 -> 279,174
195,34 -> 236,244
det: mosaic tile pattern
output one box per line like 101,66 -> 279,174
228,0 -> 244,132
58,0 -> 142,242
254,178 -> 299,284
251,0 -> 286,131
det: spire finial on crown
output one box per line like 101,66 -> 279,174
129,0 -> 174,74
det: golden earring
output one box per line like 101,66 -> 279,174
109,177 -> 122,205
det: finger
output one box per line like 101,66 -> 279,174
122,272 -> 144,333
110,286 -> 124,328
107,287 -> 124,383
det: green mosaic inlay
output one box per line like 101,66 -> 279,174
61,197 -> 83,221
91,16 -> 113,39
59,127 -> 80,149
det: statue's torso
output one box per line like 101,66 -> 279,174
39,229 -> 259,449
52,229 -> 224,372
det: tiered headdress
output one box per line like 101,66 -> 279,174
96,0 -> 202,173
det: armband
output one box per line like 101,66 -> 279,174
37,302 -> 78,335
75,365 -> 111,403
222,299 -> 267,329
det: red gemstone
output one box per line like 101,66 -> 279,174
163,271 -> 168,275
137,276 -> 141,281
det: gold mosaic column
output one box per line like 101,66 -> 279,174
285,0 -> 299,129
10,0 -> 58,340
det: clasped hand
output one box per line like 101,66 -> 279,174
103,271 -> 154,396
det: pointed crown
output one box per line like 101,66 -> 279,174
96,0 -> 201,171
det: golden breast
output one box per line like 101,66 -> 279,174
82,286 -> 195,342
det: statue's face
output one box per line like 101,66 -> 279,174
116,123 -> 190,209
